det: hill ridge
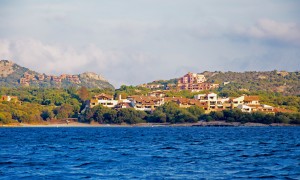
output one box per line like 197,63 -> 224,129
0,60 -> 114,89
143,70 -> 300,96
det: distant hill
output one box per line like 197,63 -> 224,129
0,60 -> 114,89
204,71 -> 300,96
143,71 -> 300,96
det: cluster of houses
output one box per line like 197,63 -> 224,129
88,91 -> 286,114
138,72 -> 219,92
177,72 -> 219,91
0,91 -> 290,115
19,72 -> 81,86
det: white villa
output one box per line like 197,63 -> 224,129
90,93 -> 118,108
237,104 -> 252,113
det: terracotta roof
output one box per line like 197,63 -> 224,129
94,93 -> 113,99
164,97 -> 181,102
273,108 -> 294,113
128,95 -> 161,102
116,102 -> 132,108
248,104 -> 261,108
244,96 -> 259,101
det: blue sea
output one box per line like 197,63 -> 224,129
0,127 -> 299,179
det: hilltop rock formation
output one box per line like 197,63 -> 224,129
0,60 -> 114,89
79,72 -> 107,82
0,60 -> 15,77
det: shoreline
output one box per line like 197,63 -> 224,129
1,121 -> 298,128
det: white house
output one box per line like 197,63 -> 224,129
230,96 -> 245,108
194,93 -> 218,109
237,104 -> 252,113
90,93 -> 118,108
259,104 -> 274,113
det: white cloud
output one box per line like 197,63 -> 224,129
236,19 -> 300,45
0,38 -> 117,76
0,38 -> 163,87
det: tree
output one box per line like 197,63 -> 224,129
156,102 -> 198,123
78,86 -> 90,102
92,105 -> 113,123
209,111 -> 224,121
262,114 -> 275,124
117,108 -> 146,124
82,108 -> 94,123
0,112 -> 13,124
157,102 -> 180,123
177,110 -> 198,123
187,106 -> 205,119
54,104 -> 74,119
40,109 -> 54,120
103,109 -> 118,124
147,110 -> 167,123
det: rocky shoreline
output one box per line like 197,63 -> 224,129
1,121 -> 298,128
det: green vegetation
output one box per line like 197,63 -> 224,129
154,102 -> 204,123
0,87 -> 81,107
0,102 -> 44,124
201,109 -> 300,125
82,105 -> 147,124
0,87 -> 83,124
115,85 -> 150,98
147,78 -> 178,86
81,102 -> 204,124
81,102 -> 300,125
217,89 -> 300,112
0,85 -> 299,125
206,71 -> 300,96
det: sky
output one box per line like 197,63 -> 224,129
0,0 -> 300,87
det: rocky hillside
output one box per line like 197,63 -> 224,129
0,60 -> 114,89
204,71 -> 300,96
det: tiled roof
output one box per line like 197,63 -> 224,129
244,96 -> 259,101
94,93 -> 113,99
273,108 -> 294,113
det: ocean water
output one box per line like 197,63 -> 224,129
0,127 -> 299,179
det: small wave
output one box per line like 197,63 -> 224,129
103,159 -> 117,163
69,147 -> 79,150
23,162 -> 47,167
74,162 -> 95,168
151,155 -> 167,159
258,141 -> 269,145
0,161 -> 14,165
253,153 -> 273,157
239,154 -> 250,158
234,149 -> 243,152
121,153 -> 132,156
257,175 -> 277,178
160,147 -> 178,150
87,146 -> 96,149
